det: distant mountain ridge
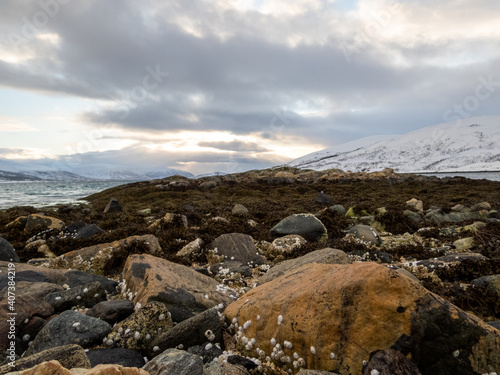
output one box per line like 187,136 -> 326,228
288,116 -> 500,173
0,159 -> 194,181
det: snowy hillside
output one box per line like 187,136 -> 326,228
0,159 -> 194,181
288,116 -> 500,173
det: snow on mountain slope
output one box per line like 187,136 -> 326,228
288,116 -> 500,173
0,158 -> 194,181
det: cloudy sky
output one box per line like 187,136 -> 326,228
0,0 -> 499,175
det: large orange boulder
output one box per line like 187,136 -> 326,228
224,262 -> 500,375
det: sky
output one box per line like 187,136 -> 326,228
0,0 -> 499,175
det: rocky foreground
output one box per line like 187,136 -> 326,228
0,168 -> 499,375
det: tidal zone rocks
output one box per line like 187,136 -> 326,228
224,262 -> 500,375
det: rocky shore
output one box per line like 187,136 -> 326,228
0,167 -> 499,375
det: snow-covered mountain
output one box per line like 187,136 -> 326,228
0,159 -> 194,181
288,116 -> 500,173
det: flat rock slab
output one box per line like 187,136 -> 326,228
225,262 -> 500,374
25,310 -> 112,356
415,253 -> 488,270
121,254 -> 235,322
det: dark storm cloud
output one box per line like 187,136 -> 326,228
0,0 -> 499,146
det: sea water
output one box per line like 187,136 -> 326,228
0,180 -> 136,209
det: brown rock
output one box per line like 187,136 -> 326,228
25,214 -> 65,231
48,235 -> 162,275
364,349 -> 420,375
0,345 -> 90,375
121,254 -> 234,322
3,360 -> 149,375
224,262 -> 500,375
176,238 -> 204,261
259,248 -> 351,284
406,198 -> 424,212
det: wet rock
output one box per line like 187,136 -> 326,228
86,299 -> 135,324
487,321 -> 500,330
259,248 -> 351,284
150,307 -> 223,356
74,224 -> 105,239
25,214 -> 65,231
25,310 -> 112,356
44,281 -> 107,312
453,237 -> 475,251
348,224 -> 382,246
106,302 -> 173,356
86,348 -> 145,368
363,349 -> 421,375
0,237 -> 19,262
315,192 -> 332,206
104,198 -> 123,213
271,214 -> 327,242
0,344 -> 90,374
143,348 -> 204,375
328,205 -> 346,215
177,238 -> 204,261
48,235 -> 162,276
471,202 -> 491,211
231,204 -> 249,216
207,233 -> 266,267
266,235 -> 307,258
209,261 -> 252,278
225,262 -> 500,374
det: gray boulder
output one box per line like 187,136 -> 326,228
143,348 -> 204,375
44,281 -> 107,312
348,224 -> 382,246
25,310 -> 112,355
86,299 -> 135,324
207,233 -> 266,267
0,237 -> 19,262
86,348 -> 145,368
271,214 -> 327,242
329,205 -> 346,215
231,204 -> 249,216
